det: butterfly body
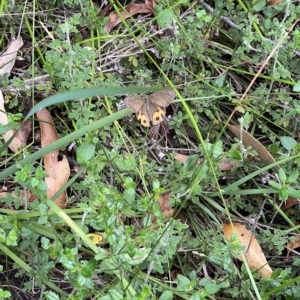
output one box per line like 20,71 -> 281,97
124,90 -> 175,127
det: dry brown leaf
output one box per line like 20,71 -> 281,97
227,124 -> 276,167
145,0 -> 156,9
16,120 -> 32,146
267,0 -> 282,5
36,108 -> 70,208
286,234 -> 300,255
0,91 -> 23,153
0,37 -> 23,75
222,223 -> 273,277
0,37 -> 25,153
99,3 -> 113,17
158,191 -> 174,218
105,4 -> 153,32
218,157 -> 237,171
281,197 -> 300,211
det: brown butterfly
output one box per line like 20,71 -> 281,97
124,90 -> 176,127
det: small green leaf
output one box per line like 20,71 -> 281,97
44,291 -> 60,300
159,291 -> 173,300
253,0 -> 266,12
278,168 -> 286,183
293,81 -> 300,92
268,180 -> 281,190
95,248 -> 107,260
287,169 -> 298,184
280,137 -> 297,151
204,282 -> 221,295
81,258 -> 97,278
38,203 -> 47,215
156,6 -> 174,28
279,185 -> 288,201
228,148 -> 242,160
38,215 -> 48,225
77,142 -> 95,164
288,189 -> 300,198
177,274 -> 191,290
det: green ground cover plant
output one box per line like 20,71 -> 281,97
1,0 -> 300,299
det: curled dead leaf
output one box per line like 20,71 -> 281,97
36,108 -> 70,208
286,234 -> 300,256
0,37 -> 26,153
159,191 -> 174,218
227,124 -> 276,168
267,0 -> 282,5
105,4 -> 153,32
222,222 -> 273,277
0,37 -> 23,75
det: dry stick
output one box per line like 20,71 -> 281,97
229,19 -> 299,122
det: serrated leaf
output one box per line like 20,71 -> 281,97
157,9 -> 174,28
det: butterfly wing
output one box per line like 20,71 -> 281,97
147,102 -> 166,125
124,96 -> 144,113
148,90 -> 176,125
124,96 -> 151,127
137,105 -> 151,127
148,90 -> 176,107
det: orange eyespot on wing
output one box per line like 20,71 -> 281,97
137,110 -> 150,127
152,107 -> 165,125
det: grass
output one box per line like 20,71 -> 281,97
1,0 -> 300,299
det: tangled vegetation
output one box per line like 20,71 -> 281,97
0,0 -> 300,299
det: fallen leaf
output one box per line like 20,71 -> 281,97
222,222 -> 273,277
286,234 -> 300,256
16,120 -> 32,146
36,108 -> 70,208
281,198 -> 300,210
0,37 -> 23,75
105,4 -> 153,32
0,91 -> 24,153
159,191 -> 173,218
0,37 -> 25,153
227,124 -> 276,167
145,0 -> 156,9
98,3 -> 112,17
267,0 -> 282,5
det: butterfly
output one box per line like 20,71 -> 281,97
124,90 -> 176,127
